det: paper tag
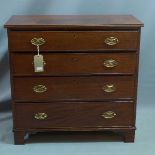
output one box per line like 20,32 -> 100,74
34,55 -> 44,72
36,67 -> 43,72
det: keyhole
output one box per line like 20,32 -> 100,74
73,34 -> 78,39
72,57 -> 79,62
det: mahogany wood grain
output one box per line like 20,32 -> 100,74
14,101 -> 134,129
14,131 -> 25,145
5,15 -> 143,144
124,130 -> 135,142
8,31 -> 139,51
4,15 -> 143,29
13,76 -> 135,101
12,53 -> 137,75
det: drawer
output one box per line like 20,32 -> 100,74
9,31 -> 139,51
14,101 -> 134,129
13,76 -> 135,101
12,53 -> 137,75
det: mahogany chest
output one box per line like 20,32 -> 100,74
5,15 -> 143,144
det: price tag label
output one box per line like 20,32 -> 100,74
33,55 -> 44,72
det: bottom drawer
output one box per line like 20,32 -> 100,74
14,101 -> 134,129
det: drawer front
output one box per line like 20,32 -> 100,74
14,101 -> 134,129
13,76 -> 135,101
9,31 -> 139,51
12,53 -> 137,75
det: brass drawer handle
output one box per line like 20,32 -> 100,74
105,37 -> 119,46
102,84 -> 116,93
31,38 -> 46,72
33,85 -> 47,93
103,59 -> 118,68
31,38 -> 45,47
101,111 -> 116,119
34,113 -> 48,120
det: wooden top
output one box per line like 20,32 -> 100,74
4,15 -> 143,29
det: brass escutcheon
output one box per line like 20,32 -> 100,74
31,38 -> 45,47
34,113 -> 48,120
102,84 -> 116,93
33,85 -> 47,93
101,111 -> 116,119
104,37 -> 119,46
103,59 -> 118,68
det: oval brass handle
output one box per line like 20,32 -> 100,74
101,111 -> 116,119
103,59 -> 118,68
34,113 -> 48,120
104,37 -> 119,46
102,84 -> 116,93
33,85 -> 47,93
31,38 -> 46,47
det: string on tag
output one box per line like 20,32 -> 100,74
37,45 -> 40,56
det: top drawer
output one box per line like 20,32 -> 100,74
8,31 -> 139,52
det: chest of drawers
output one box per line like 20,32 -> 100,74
5,15 -> 143,144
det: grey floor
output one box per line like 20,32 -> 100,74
0,98 -> 154,155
